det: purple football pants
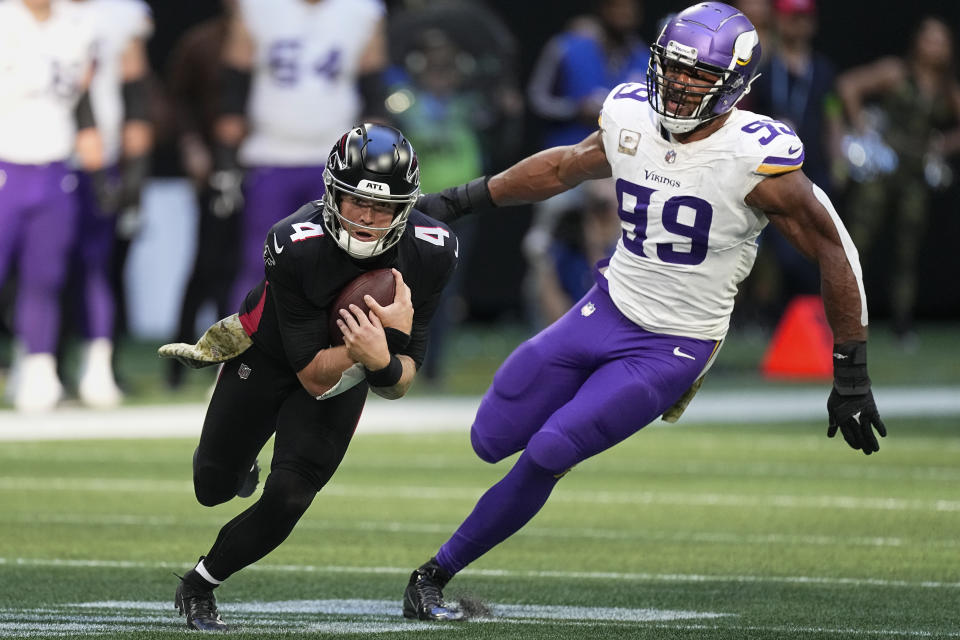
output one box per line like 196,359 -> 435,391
435,283 -> 718,574
230,165 -> 325,311
73,169 -> 118,339
0,161 -> 79,353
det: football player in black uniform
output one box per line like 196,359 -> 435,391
170,124 -> 458,631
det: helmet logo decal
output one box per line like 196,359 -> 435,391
406,152 -> 420,183
732,31 -> 759,67
357,179 -> 391,195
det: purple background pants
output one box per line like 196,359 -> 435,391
0,160 -> 78,353
231,165 -> 326,311
72,169 -> 118,340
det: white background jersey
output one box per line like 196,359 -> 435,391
85,0 -> 152,165
0,0 -> 98,164
599,82 -> 805,340
238,0 -> 384,166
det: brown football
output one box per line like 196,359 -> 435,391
328,268 -> 396,346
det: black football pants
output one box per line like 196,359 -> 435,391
192,342 -> 366,581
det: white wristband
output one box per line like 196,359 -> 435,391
315,363 -> 366,400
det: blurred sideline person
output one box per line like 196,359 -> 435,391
0,0 -> 101,412
217,0 -> 391,312
384,3 -> 525,386
162,125 -> 457,631
165,0 -> 242,389
524,179 -> 621,327
385,28 -> 482,388
69,0 -> 154,408
739,0 -> 844,326
523,0 -> 648,328
527,0 -> 649,149
403,2 -> 888,620
837,16 -> 960,345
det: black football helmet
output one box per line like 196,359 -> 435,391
322,124 -> 420,258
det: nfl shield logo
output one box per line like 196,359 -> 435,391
238,363 -> 252,380
665,150 -> 677,164
581,302 -> 596,317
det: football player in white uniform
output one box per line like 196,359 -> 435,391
403,1 -> 887,621
70,0 -> 153,408
0,0 -> 99,412
216,0 -> 389,312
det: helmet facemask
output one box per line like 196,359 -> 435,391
648,47 -> 737,134
322,167 -> 418,259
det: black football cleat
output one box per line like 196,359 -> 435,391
175,579 -> 228,631
402,558 -> 464,621
236,460 -> 260,498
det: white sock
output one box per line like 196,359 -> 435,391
194,559 -> 223,586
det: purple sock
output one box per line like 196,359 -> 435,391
435,451 -> 560,575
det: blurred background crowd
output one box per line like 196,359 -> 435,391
1,0 -> 959,413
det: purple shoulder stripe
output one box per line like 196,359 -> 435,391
761,148 -> 805,167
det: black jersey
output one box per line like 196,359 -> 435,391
238,202 -> 458,372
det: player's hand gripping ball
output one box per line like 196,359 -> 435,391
328,269 -> 396,346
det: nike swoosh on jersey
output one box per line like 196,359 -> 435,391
673,347 -> 696,360
273,234 -> 284,254
788,145 -> 801,154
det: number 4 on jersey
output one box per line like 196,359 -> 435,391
414,226 -> 450,247
415,226 -> 458,257
290,221 -> 324,242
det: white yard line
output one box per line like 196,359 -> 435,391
8,512 -> 960,549
2,557 -> 958,589
2,475 -> 957,512
1,386 -> 959,441
0,598 -> 957,638
1,475 -> 956,512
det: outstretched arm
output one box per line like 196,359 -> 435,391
747,170 -> 865,342
747,170 -> 887,455
416,131 -> 612,222
489,131 -> 612,205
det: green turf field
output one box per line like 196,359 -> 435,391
1,417 -> 957,639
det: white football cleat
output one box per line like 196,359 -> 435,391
78,338 -> 123,409
13,353 -> 63,413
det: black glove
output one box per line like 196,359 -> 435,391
116,154 -> 151,240
89,168 -> 123,215
119,154 -> 149,211
415,176 -> 494,223
208,169 -> 244,218
826,341 -> 887,455
208,143 -> 244,218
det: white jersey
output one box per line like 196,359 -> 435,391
0,0 -> 98,164
86,0 -> 153,165
238,0 -> 384,166
599,82 -> 805,340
